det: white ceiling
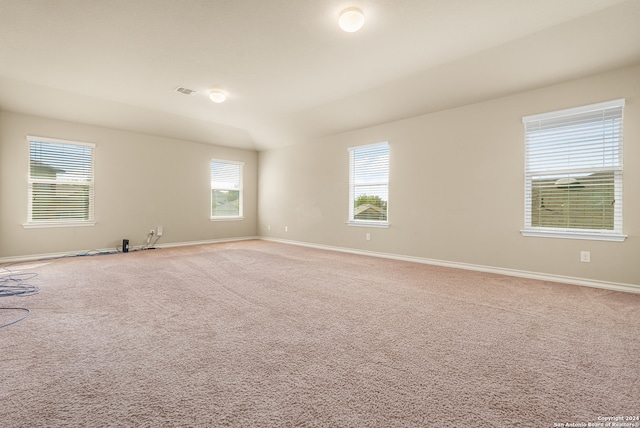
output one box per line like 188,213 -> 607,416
1,0 -> 639,151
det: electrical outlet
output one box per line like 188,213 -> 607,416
267,224 -> 271,231
366,233 -> 371,241
580,251 -> 590,263
285,226 -> 288,232
149,229 -> 155,236
156,225 -> 163,237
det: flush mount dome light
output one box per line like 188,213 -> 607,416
339,7 -> 364,32
209,90 -> 227,103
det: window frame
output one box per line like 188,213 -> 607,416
24,136 -> 96,229
210,159 -> 244,221
347,142 -> 390,228
521,99 -> 626,242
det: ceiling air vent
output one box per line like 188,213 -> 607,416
174,86 -> 197,96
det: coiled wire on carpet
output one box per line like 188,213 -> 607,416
0,267 -> 40,329
0,241 -> 160,329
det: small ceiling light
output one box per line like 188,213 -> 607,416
338,7 -> 365,33
209,90 -> 227,103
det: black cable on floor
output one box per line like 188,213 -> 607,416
0,307 -> 31,329
0,267 -> 40,329
0,244 -> 154,329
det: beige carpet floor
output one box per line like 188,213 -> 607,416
1,240 -> 638,427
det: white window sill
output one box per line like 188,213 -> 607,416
23,221 -> 96,229
210,216 -> 245,222
521,229 -> 627,242
346,220 -> 389,229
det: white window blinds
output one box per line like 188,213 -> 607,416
28,137 -> 95,225
348,142 -> 389,225
211,160 -> 243,218
522,99 -> 624,240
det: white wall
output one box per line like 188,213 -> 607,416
258,64 -> 640,286
0,112 -> 257,258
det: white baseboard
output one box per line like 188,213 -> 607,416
0,249 -> 116,264
260,237 -> 640,295
0,236 -> 259,265
3,235 -> 637,294
153,236 -> 259,249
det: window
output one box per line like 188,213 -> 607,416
211,159 -> 243,219
522,99 -> 625,241
348,142 -> 389,227
26,136 -> 95,227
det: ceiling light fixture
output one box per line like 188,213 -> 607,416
338,7 -> 365,33
209,90 -> 227,103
